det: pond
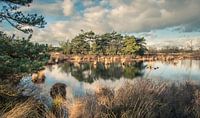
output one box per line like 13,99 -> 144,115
19,59 -> 200,106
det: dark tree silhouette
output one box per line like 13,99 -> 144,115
0,0 -> 48,80
0,0 -> 46,33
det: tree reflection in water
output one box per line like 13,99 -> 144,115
59,61 -> 146,83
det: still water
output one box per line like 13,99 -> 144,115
20,60 -> 200,104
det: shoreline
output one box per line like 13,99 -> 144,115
48,52 -> 200,65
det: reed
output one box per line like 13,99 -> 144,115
67,79 -> 200,118
1,98 -> 45,118
1,79 -> 200,118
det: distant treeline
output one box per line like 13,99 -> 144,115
50,31 -> 147,56
148,46 -> 200,54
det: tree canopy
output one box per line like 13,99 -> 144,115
70,33 -> 90,54
0,0 -> 48,80
0,32 -> 49,80
0,0 -> 46,33
60,31 -> 147,56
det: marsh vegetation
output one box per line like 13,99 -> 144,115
2,79 -> 200,118
1,0 -> 200,118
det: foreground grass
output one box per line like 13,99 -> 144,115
1,79 -> 200,118
67,80 -> 200,118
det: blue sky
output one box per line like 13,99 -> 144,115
1,0 -> 200,47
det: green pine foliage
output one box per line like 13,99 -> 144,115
0,0 -> 46,33
0,0 -> 48,80
60,31 -> 147,56
0,32 -> 49,79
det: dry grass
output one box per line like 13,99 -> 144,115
1,79 -> 200,118
52,96 -> 65,108
67,79 -> 200,118
45,111 -> 56,118
69,100 -> 88,118
1,98 -> 45,118
51,95 -> 68,118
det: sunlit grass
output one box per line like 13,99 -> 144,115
67,79 -> 200,118
52,95 -> 65,108
1,79 -> 200,118
1,98 -> 45,118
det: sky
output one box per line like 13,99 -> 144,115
1,0 -> 200,47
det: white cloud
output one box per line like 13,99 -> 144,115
106,0 -> 200,32
29,6 -> 112,45
82,0 -> 94,7
19,1 -> 63,16
147,36 -> 200,49
57,0 -> 200,34
32,0 -> 200,45
2,0 -> 200,45
62,0 -> 74,16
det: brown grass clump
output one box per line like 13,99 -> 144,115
1,98 -> 44,118
193,89 -> 200,117
67,79 -> 167,118
2,79 -> 200,118
51,95 -> 69,118
68,96 -> 98,118
67,79 -> 200,118
45,111 -> 56,118
52,96 -> 65,108
68,100 -> 87,118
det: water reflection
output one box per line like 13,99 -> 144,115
20,60 -> 200,106
55,61 -> 145,83
144,60 -> 200,80
44,59 -> 200,86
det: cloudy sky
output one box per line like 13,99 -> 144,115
1,0 -> 200,47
